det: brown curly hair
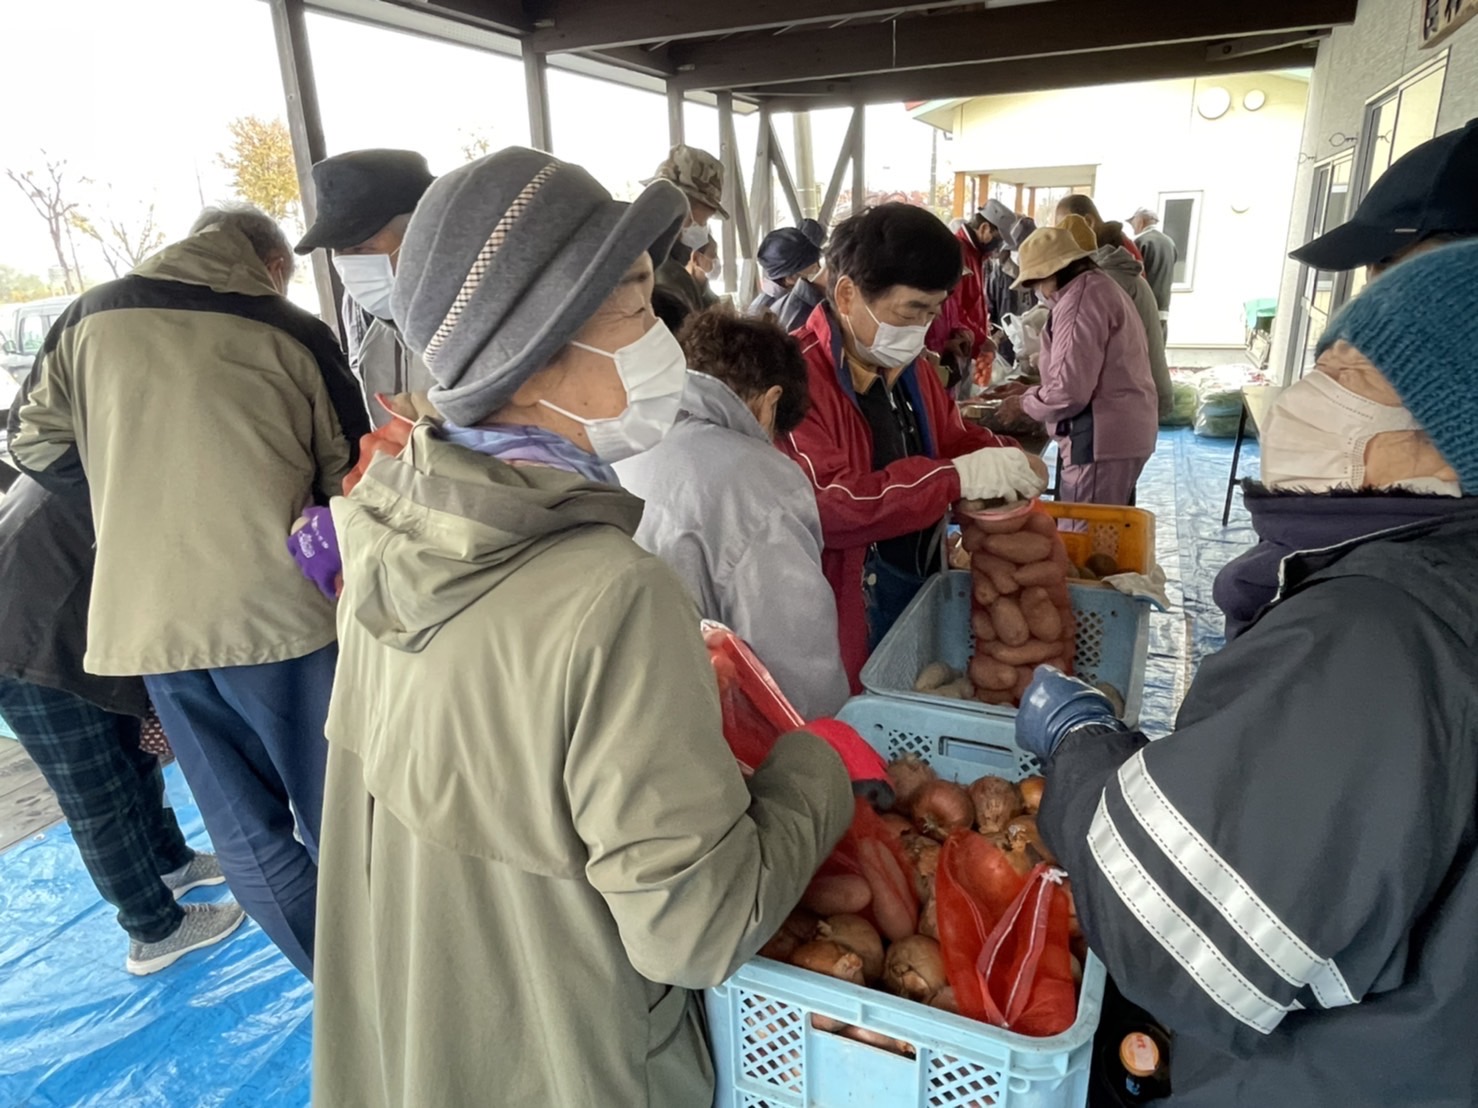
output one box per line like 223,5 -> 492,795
676,307 -> 811,434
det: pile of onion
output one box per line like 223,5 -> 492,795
763,758 -> 1075,1049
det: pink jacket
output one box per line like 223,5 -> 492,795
1021,269 -> 1158,465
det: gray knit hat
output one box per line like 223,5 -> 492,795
392,147 -> 688,426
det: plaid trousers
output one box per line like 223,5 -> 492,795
0,677 -> 191,943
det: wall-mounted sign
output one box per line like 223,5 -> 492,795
1421,0 -> 1478,48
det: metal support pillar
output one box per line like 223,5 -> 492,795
850,101 -> 866,214
666,84 -> 685,147
819,106 -> 863,227
268,0 -> 341,336
716,92 -> 742,297
794,111 -> 818,219
522,44 -> 553,152
768,120 -> 805,229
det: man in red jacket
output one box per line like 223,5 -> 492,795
782,203 -> 1048,688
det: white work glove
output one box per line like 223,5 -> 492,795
952,447 -> 1048,502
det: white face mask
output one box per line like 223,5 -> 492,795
1261,370 -> 1458,494
680,222 -> 711,252
850,291 -> 929,368
540,320 -> 687,462
334,252 -> 397,320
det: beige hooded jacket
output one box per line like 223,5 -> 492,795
313,426 -> 853,1107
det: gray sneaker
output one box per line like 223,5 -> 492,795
126,901 -> 246,976
161,852 -> 227,898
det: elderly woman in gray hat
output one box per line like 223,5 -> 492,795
309,147 -> 869,1108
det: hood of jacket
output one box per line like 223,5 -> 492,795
131,225 -> 280,297
1214,484 -> 1478,639
333,424 -> 643,652
1091,245 -> 1144,290
1279,497 -> 1478,640
678,370 -> 769,443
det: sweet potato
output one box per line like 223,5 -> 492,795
971,574 -> 999,608
976,687 -> 1017,706
1022,511 -> 1061,539
986,638 -> 1064,666
990,596 -> 1030,647
962,506 -> 1032,534
970,608 -> 997,643
983,531 -> 1056,565
1013,560 -> 1067,588
960,525 -> 991,554
968,653 -> 1018,691
1013,666 -> 1035,702
1020,586 -> 1063,641
971,551 -> 1020,596
857,838 -> 918,941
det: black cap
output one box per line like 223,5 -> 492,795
294,149 -> 435,255
1291,118 -> 1478,271
757,227 -> 822,280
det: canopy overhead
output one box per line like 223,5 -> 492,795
388,0 -> 1356,104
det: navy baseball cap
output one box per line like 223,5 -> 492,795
295,149 -> 435,254
1291,118 -> 1478,271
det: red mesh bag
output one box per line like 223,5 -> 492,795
935,831 -> 1078,1036
703,621 -> 803,775
703,624 -> 917,939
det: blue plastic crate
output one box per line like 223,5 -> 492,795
706,695 -> 1105,1108
860,571 -> 1150,727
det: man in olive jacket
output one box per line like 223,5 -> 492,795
9,203 -> 369,977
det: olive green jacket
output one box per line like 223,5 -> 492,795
8,224 -> 367,674
313,426 -> 852,1107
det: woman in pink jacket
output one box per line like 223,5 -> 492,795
998,226 -> 1158,504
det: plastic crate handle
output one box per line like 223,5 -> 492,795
938,732 -> 1029,776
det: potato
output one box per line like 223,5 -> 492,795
983,531 -> 1056,565
1085,553 -> 1120,579
913,661 -> 956,692
971,551 -> 1020,595
1013,560 -> 1067,588
970,608 -> 997,643
986,638 -> 1065,666
990,596 -> 1031,647
969,654 -> 1018,691
1020,586 -> 1063,641
941,677 -> 976,699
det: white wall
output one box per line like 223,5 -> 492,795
951,73 -> 1310,351
1268,0 -> 1478,379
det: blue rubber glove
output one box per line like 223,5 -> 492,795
1016,666 -> 1125,762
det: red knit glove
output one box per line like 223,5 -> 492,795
803,718 -> 894,810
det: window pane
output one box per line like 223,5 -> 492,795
1162,197 -> 1196,285
1363,98 -> 1400,192
548,70 -> 669,199
1390,69 -> 1444,163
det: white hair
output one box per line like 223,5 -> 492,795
190,203 -> 294,277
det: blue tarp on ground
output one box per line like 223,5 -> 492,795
0,760 -> 311,1107
0,427 -> 1259,1106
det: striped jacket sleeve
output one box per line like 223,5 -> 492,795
1038,575 -> 1462,1058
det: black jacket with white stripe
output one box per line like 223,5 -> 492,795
1041,504 -> 1478,1106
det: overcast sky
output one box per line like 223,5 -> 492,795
1,0 -> 948,294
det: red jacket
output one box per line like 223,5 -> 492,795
925,226 -> 991,359
782,303 -> 1008,689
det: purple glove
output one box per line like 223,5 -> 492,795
288,506 -> 342,600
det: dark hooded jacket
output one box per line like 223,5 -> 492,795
1040,503 -> 1478,1105
1213,483 -> 1477,639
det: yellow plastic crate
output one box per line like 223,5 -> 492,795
1041,502 -> 1155,576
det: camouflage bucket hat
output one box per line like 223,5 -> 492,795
644,144 -> 730,219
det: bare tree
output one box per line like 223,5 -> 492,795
6,156 -> 84,293
71,198 -> 166,279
